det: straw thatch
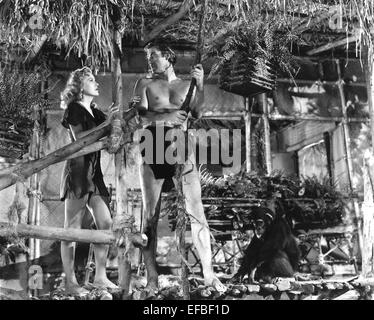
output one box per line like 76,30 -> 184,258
1,0 -> 374,70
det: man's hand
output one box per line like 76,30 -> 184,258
164,110 -> 187,126
105,103 -> 119,123
129,95 -> 141,108
191,64 -> 204,91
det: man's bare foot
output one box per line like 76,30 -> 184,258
144,281 -> 158,296
93,278 -> 119,290
204,275 -> 227,294
65,283 -> 89,296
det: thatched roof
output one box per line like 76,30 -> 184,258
1,0 -> 374,70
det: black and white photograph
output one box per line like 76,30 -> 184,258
0,0 -> 373,306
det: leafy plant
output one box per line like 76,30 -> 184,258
206,15 -> 301,81
163,170 -> 346,231
0,67 -> 50,156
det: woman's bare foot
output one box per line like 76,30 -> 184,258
65,282 -> 89,296
204,275 -> 227,293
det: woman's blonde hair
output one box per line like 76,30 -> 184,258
60,67 -> 93,109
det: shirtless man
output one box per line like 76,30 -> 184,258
133,43 -> 227,294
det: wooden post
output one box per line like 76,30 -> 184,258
245,97 -> 252,173
336,59 -> 364,258
27,104 -> 41,262
112,29 -> 132,297
259,93 -> 272,175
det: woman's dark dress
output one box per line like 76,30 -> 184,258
60,102 -> 109,201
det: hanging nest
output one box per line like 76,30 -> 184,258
219,53 -> 277,97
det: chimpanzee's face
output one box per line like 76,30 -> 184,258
253,219 -> 266,238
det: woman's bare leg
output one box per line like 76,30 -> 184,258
61,196 -> 89,295
88,195 -> 118,289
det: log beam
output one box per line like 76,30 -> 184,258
0,222 -> 147,246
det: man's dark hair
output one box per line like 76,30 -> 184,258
145,42 -> 177,65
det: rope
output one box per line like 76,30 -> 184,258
107,107 -> 141,154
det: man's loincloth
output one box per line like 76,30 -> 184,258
140,126 -> 190,181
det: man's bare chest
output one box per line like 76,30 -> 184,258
147,80 -> 188,104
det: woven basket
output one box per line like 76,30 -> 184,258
219,53 -> 277,97
0,118 -> 30,159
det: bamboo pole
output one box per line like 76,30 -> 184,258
259,93 -> 272,175
363,43 -> 374,278
359,153 -> 374,277
27,101 -> 43,294
245,97 -> 251,172
202,113 -> 369,123
335,59 -> 364,260
306,36 -> 358,56
364,44 -> 374,156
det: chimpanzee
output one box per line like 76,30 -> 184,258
230,207 -> 300,283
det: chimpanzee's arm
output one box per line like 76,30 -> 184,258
236,236 -> 262,276
285,234 -> 301,271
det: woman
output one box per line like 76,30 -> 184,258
60,67 -> 118,295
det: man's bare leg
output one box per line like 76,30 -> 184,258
139,163 -> 164,295
88,195 -> 118,290
61,197 -> 89,295
181,162 -> 227,293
